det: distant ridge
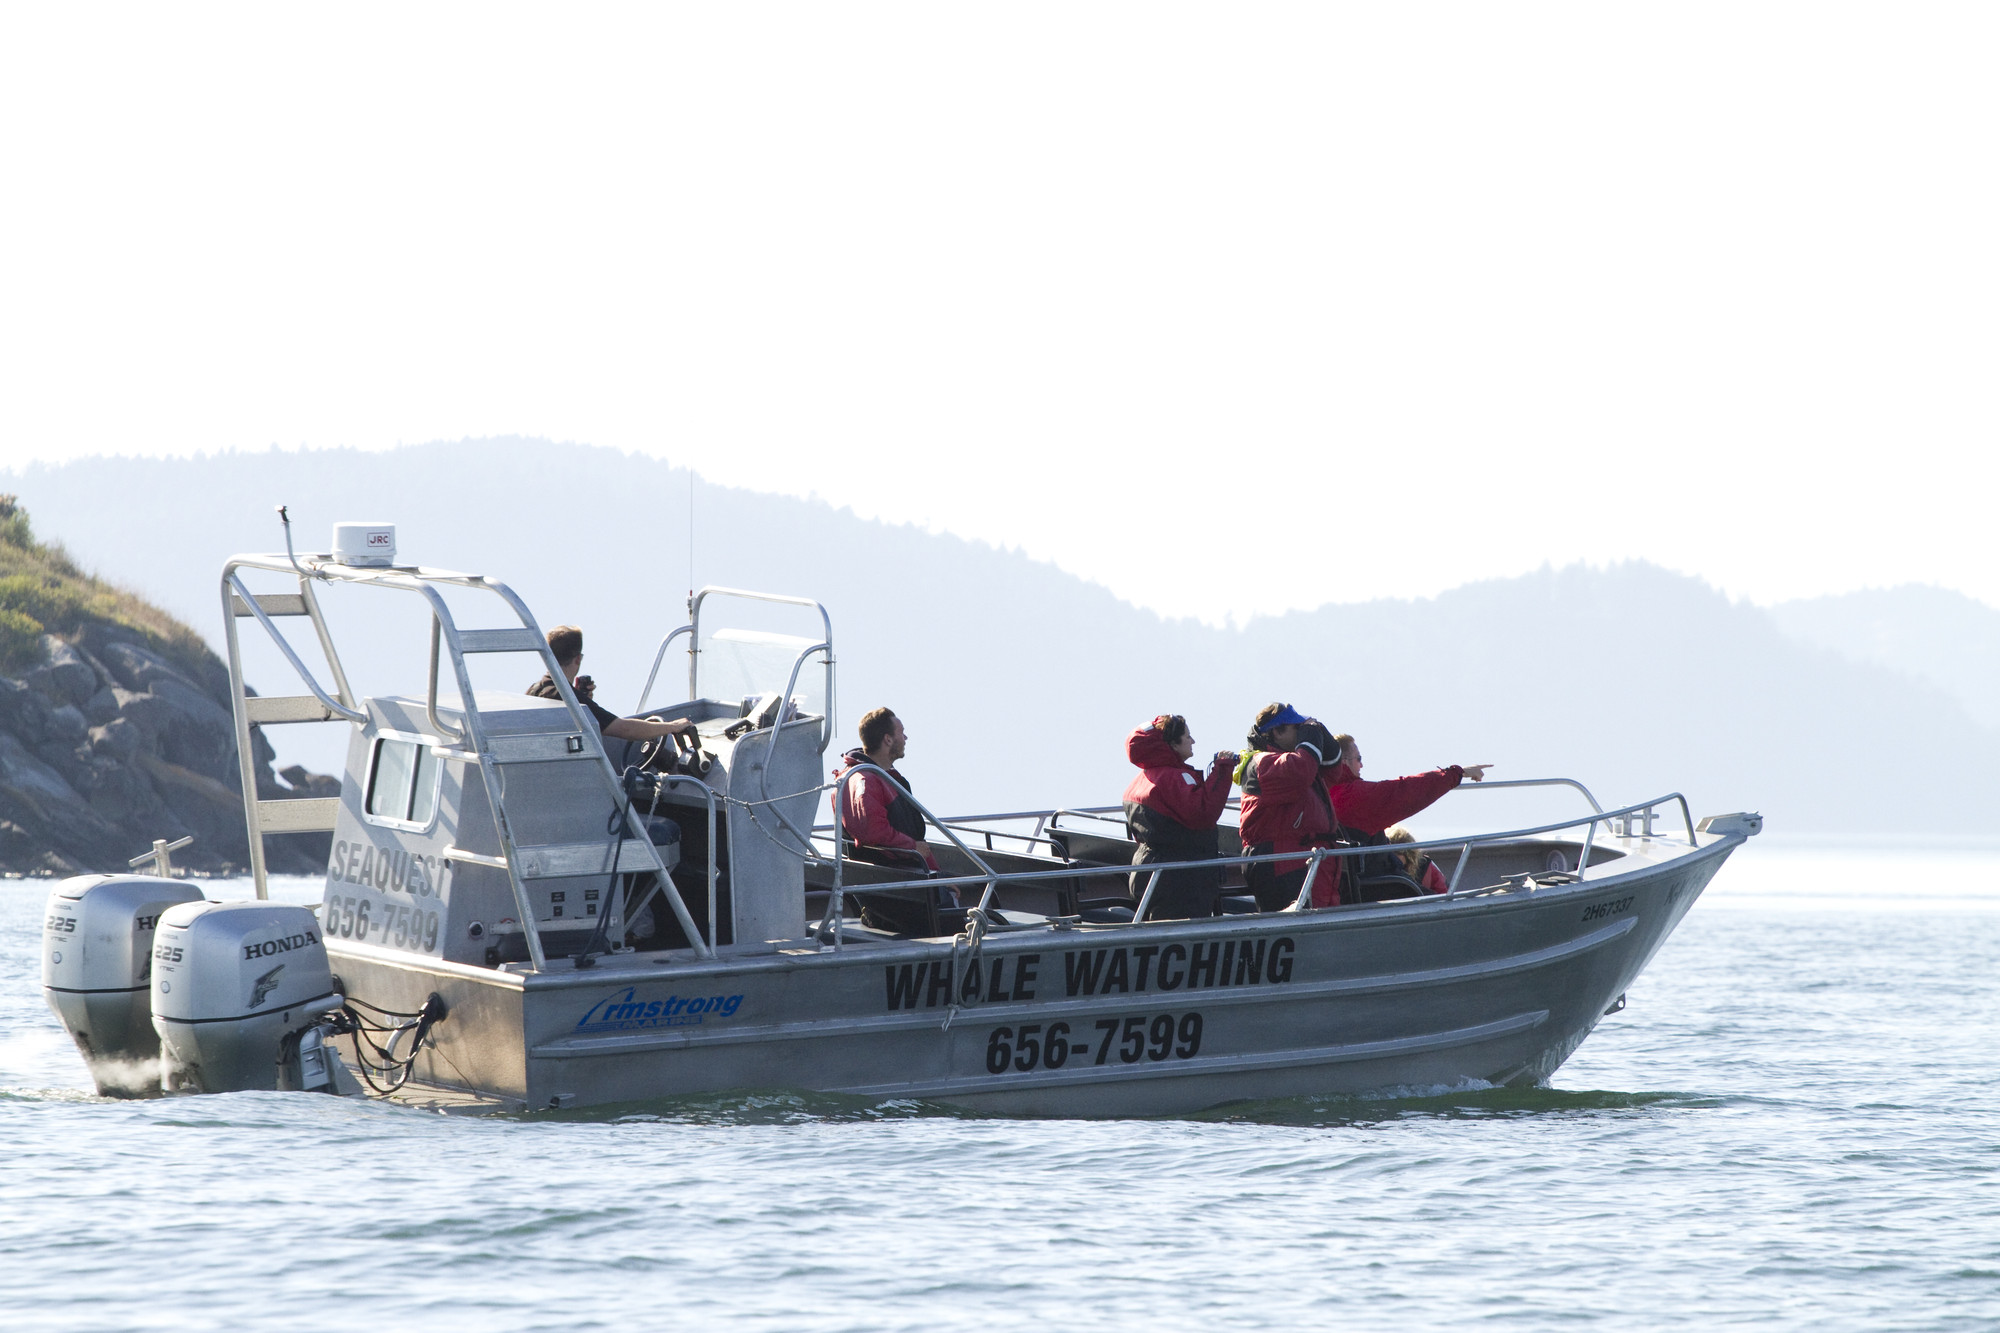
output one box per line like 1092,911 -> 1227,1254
1770,586 -> 2000,730
11,439 -> 1996,832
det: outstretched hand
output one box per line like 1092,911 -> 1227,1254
1213,750 -> 1238,771
1461,764 -> 1492,782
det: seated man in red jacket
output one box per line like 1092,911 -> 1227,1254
830,707 -> 939,872
1122,714 -> 1237,919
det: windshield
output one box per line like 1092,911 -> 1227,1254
696,626 -> 827,721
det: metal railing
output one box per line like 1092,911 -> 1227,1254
818,761 -> 1008,946
812,806 -> 1117,858
1023,777 -> 1602,833
818,777 -> 1620,893
638,617 -> 835,865
809,786 -> 1703,946
1447,776 -> 1603,811
638,587 -> 839,742
220,553 -> 715,966
634,624 -> 693,716
693,587 -> 838,755
622,772 -> 722,953
755,639 -> 835,852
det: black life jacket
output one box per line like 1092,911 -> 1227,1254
884,775 -> 926,843
842,750 -> 927,843
1333,820 -> 1408,883
1124,800 -> 1219,863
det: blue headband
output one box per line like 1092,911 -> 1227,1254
1256,704 -> 1310,732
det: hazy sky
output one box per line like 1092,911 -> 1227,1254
2,5 -> 1994,624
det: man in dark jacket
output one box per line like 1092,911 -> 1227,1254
1122,715 -> 1237,919
528,625 -> 694,744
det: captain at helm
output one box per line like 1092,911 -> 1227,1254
528,624 -> 693,744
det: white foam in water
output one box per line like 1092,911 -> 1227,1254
1354,1076 -> 1500,1103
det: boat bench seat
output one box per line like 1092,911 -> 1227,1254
1354,873 -> 1427,902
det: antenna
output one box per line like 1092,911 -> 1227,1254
687,468 -> 695,619
277,505 -> 310,579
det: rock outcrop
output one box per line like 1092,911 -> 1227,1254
0,629 -> 335,876
0,497 -> 334,877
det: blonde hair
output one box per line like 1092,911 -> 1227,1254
1332,732 -> 1356,769
1385,825 -> 1422,878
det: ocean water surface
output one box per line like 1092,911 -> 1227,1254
3,838 -> 1998,1330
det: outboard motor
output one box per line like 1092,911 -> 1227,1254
42,875 -> 208,1097
151,901 -> 343,1094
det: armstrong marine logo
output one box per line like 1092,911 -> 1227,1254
575,987 -> 744,1034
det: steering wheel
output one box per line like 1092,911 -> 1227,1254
637,722 -> 714,779
635,718 -> 676,773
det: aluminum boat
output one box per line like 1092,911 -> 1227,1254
45,525 -> 1762,1115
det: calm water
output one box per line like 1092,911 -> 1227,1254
4,840 -> 1998,1331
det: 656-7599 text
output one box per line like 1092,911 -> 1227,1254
324,892 -> 440,952
986,1013 -> 1203,1074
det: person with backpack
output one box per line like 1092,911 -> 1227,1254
1234,703 -> 1343,911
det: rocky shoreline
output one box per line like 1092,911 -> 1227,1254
0,628 -> 335,877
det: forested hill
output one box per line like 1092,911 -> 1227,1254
0,497 -> 332,875
10,441 -> 1999,834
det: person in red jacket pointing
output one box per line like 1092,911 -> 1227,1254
1308,734 -> 1490,907
1121,715 -> 1237,919
1325,735 -> 1491,837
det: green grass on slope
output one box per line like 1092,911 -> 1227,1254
0,495 -> 217,680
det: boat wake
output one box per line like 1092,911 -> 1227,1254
1193,1083 -> 1723,1126
535,1089 -> 988,1125
486,1081 -> 1723,1127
